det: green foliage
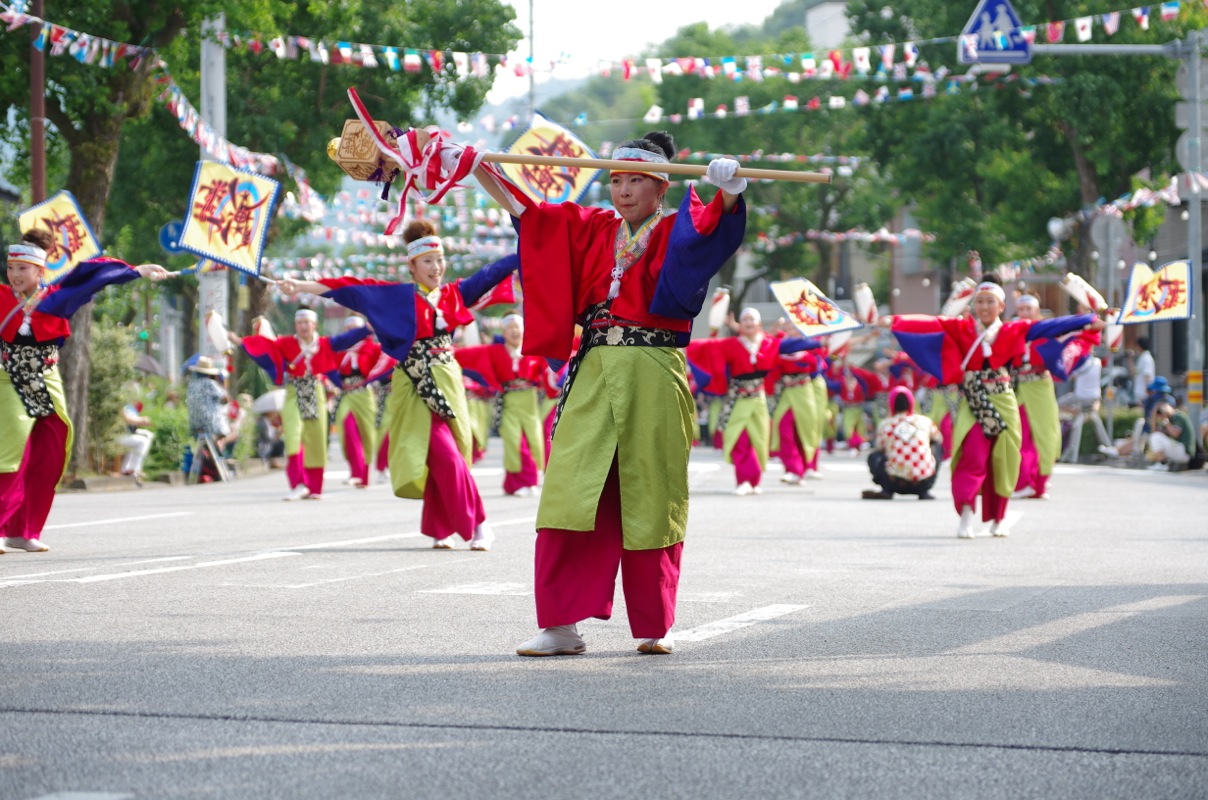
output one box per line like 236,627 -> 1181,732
85,323 -> 138,472
144,398 -> 191,477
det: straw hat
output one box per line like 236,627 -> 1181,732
189,356 -> 223,376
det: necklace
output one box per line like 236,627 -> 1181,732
608,210 -> 663,300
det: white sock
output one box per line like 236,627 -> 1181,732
957,506 -> 975,537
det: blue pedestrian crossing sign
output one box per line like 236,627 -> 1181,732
958,0 -> 1032,65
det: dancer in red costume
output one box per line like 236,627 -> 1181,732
2,230 -> 167,553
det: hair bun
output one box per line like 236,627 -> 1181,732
402,218 -> 438,244
642,131 -> 675,160
21,229 -> 54,252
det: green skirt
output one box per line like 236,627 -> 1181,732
1016,376 -> 1061,477
0,366 -> 73,476
952,392 -> 1023,500
336,387 -> 377,469
386,361 -> 472,499
537,346 -> 694,551
500,388 -> 545,472
282,382 -> 328,468
724,395 -> 769,467
771,382 -> 819,462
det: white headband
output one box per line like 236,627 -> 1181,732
502,313 -> 523,328
611,146 -> 670,183
344,316 -> 365,328
407,235 -> 443,261
1015,294 -> 1039,307
975,282 -> 1006,302
295,309 -> 318,322
739,307 -> 761,323
7,243 -> 47,268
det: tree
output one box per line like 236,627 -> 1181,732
0,0 -> 521,473
845,0 -> 1203,274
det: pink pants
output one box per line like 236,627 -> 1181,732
285,451 -> 324,496
951,426 -> 1008,523
534,461 -> 682,638
503,434 -> 540,494
940,413 -> 954,460
422,416 -> 485,542
847,428 -> 865,450
1014,406 -> 1049,496
0,414 -> 69,540
732,430 -> 762,487
342,415 -> 369,485
543,409 -> 556,466
777,411 -> 805,478
376,434 -> 390,472
806,449 -> 819,473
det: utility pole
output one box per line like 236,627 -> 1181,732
1182,30 -> 1205,433
199,16 -> 229,363
30,0 -> 45,203
527,0 -> 536,122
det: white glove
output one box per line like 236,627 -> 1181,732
705,157 -> 747,194
440,143 -> 467,174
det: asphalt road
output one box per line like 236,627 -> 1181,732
2,442 -> 1206,799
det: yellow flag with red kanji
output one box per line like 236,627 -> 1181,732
770,278 -> 864,337
177,161 -> 281,275
498,113 -> 601,204
18,190 -> 102,284
1116,260 -> 1192,325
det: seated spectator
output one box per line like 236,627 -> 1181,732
862,386 -> 943,500
116,402 -> 154,480
1147,401 -> 1194,471
186,356 -> 230,481
1100,376 -> 1177,459
221,393 -> 252,459
256,411 -> 286,468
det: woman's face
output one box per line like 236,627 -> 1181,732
610,173 -> 665,226
6,259 -> 42,295
409,252 -> 445,289
973,292 -> 1004,326
502,320 -> 523,347
1016,302 -> 1040,321
294,317 -> 317,339
739,315 -> 762,338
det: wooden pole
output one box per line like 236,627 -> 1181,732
479,152 -> 832,184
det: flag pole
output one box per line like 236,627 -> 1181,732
478,152 -> 832,184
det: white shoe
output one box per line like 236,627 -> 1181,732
4,537 -> 49,552
511,486 -> 534,497
1011,486 -> 1036,500
637,636 -> 675,655
780,473 -> 803,484
432,538 -> 456,550
283,485 -> 310,501
734,482 -> 753,496
516,624 -> 586,656
1147,462 -> 1170,472
1098,445 -> 1119,458
991,512 -> 1020,538
956,507 -> 976,539
344,477 -> 363,486
470,522 -> 495,551
805,469 -> 824,480
752,485 -> 763,495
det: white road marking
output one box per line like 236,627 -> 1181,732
0,557 -> 193,582
27,792 -> 133,799
72,552 -> 300,583
222,559 -> 476,589
421,582 -> 531,595
688,463 -> 720,473
472,467 -> 503,477
4,517 -> 539,588
678,591 -> 742,603
44,511 -> 194,530
676,603 -> 810,642
950,595 -> 1203,655
813,463 -> 867,472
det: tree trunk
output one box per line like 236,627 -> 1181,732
55,68 -> 152,475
